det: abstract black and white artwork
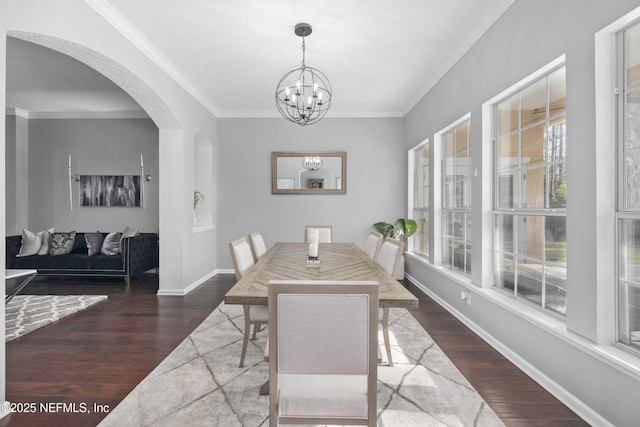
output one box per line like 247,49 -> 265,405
79,175 -> 141,207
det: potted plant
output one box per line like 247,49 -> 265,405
373,218 -> 417,279
373,218 -> 417,242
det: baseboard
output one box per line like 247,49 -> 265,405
405,273 -> 614,427
156,269 -> 236,296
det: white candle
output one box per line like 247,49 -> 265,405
309,243 -> 318,258
310,230 -> 319,245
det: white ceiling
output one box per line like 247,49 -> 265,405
6,0 -> 515,118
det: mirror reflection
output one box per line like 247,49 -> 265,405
272,152 -> 346,194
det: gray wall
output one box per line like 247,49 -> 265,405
404,1 -> 640,426
20,118 -> 159,235
217,117 -> 404,269
5,116 -> 16,232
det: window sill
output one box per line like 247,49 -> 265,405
192,225 -> 216,234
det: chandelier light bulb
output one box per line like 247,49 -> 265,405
307,96 -> 312,105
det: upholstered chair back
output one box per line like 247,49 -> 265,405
304,225 -> 333,243
268,280 -> 379,426
375,238 -> 405,279
363,231 -> 383,260
248,231 -> 267,262
229,237 -> 255,281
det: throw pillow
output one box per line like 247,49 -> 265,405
37,228 -> 55,255
50,231 -> 76,256
16,229 -> 43,257
122,226 -> 140,239
120,226 -> 140,252
101,232 -> 122,256
85,231 -> 105,256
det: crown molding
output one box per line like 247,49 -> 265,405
5,108 -> 150,119
215,109 -> 404,119
85,0 -> 221,118
5,108 -> 29,118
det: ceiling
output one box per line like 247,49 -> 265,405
6,0 -> 515,119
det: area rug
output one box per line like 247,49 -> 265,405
99,302 -> 504,427
5,295 -> 108,342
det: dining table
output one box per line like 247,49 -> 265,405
224,241 -> 419,395
224,242 -> 419,309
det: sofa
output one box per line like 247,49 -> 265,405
6,232 -> 159,286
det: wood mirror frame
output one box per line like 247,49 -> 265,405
271,151 -> 347,194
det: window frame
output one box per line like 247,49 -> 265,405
439,116 -> 472,275
616,19 -> 640,352
408,139 -> 430,258
491,63 -> 568,318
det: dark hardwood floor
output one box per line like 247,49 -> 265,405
0,275 -> 588,426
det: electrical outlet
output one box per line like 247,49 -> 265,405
460,291 -> 471,305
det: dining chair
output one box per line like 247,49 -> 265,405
229,236 -> 268,368
363,230 -> 384,260
267,280 -> 378,427
374,237 -> 405,367
248,230 -> 267,262
304,225 -> 333,243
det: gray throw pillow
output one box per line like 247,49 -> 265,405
50,231 -> 76,256
37,228 -> 55,255
120,226 -> 140,252
85,232 -> 105,256
101,232 -> 122,256
17,229 -> 43,257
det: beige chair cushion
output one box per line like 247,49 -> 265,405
235,240 -> 254,278
249,304 -> 268,322
305,226 -> 332,243
278,374 -> 368,419
376,240 -> 400,275
277,294 -> 370,375
249,232 -> 267,259
363,233 -> 381,259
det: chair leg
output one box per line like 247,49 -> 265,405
382,307 -> 393,367
239,305 -> 251,368
252,323 -> 259,340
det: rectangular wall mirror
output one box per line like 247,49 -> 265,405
272,151 -> 347,194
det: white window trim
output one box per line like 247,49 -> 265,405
408,138 -> 430,257
481,56 -> 566,293
435,113 -> 472,270
594,10 -> 640,346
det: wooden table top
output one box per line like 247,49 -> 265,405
224,242 -> 418,308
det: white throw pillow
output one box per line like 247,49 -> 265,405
17,229 -> 43,257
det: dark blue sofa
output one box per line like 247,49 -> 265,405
6,232 -> 159,286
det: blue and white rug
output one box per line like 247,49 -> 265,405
5,295 -> 107,342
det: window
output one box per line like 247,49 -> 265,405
493,65 -> 567,316
441,119 -> 471,274
618,21 -> 640,350
409,141 -> 429,257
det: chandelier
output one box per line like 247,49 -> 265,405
302,156 -> 323,171
275,23 -> 332,126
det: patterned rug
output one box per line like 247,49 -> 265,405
5,295 -> 108,342
99,302 -> 504,427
